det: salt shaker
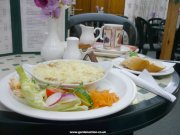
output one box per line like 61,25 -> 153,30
63,37 -> 82,59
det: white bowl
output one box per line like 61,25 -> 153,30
23,59 -> 113,88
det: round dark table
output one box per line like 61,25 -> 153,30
0,54 -> 179,135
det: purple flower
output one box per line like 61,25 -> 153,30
62,0 -> 69,5
52,7 -> 60,18
34,0 -> 69,18
48,0 -> 59,7
42,6 -> 60,18
34,0 -> 48,8
41,0 -> 60,18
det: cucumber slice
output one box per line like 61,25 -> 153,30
73,83 -> 93,107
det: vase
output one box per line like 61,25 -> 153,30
41,18 -> 65,61
57,6 -> 67,41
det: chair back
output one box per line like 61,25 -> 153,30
68,13 -> 137,45
148,18 -> 165,27
135,17 -> 162,58
160,19 -> 166,26
135,17 -> 154,50
172,25 -> 180,75
172,25 -> 180,60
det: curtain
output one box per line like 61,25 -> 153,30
124,0 -> 169,22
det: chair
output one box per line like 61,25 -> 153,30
135,17 -> 161,58
172,25 -> 180,75
172,25 -> 180,60
148,18 -> 165,43
160,19 -> 166,26
68,13 -> 137,45
148,18 -> 165,26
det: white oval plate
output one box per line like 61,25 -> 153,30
94,45 -> 139,58
94,51 -> 123,58
0,69 -> 136,121
113,57 -> 175,76
95,45 -> 131,54
23,59 -> 113,88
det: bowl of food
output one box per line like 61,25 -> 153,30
23,59 -> 112,88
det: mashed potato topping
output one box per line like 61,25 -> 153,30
32,60 -> 105,84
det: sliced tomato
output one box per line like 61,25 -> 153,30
46,89 -> 56,97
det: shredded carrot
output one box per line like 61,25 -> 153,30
89,90 -> 119,109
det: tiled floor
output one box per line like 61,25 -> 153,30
135,93 -> 180,135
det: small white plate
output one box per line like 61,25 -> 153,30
94,51 -> 123,58
94,44 -> 139,58
95,45 -> 131,54
0,69 -> 136,121
112,57 -> 175,76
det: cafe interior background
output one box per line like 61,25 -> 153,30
0,0 -> 180,135
1,0 -> 179,59
71,2 -> 180,135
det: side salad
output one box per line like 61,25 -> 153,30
9,66 -> 119,111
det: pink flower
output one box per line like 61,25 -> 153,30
42,6 -> 60,18
34,0 -> 69,18
34,0 -> 48,8
62,0 -> 69,5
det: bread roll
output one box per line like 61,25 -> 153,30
146,61 -> 165,72
121,56 -> 165,72
121,56 -> 149,71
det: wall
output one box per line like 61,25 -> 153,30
74,0 -> 125,15
124,0 -> 169,22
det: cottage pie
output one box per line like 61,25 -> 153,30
32,60 -> 105,84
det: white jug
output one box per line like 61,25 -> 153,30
63,37 -> 93,60
79,24 -> 101,45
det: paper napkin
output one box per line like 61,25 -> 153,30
162,62 -> 176,71
120,69 -> 176,102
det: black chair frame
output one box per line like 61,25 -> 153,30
135,17 -> 161,58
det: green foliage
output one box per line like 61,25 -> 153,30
129,51 -> 138,57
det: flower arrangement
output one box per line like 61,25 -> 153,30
34,0 -> 69,18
